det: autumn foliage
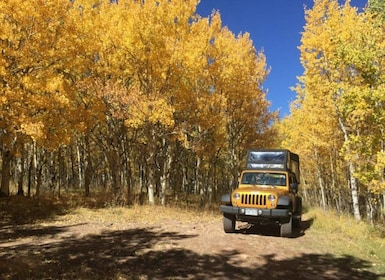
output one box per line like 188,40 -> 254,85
279,0 -> 385,222
0,1 -> 276,204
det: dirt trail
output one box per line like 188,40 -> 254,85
0,210 -> 382,280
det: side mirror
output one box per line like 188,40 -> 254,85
290,183 -> 298,193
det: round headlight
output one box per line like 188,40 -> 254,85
268,194 -> 276,201
233,192 -> 241,200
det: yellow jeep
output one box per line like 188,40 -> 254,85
220,149 -> 302,237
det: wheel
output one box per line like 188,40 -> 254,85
293,215 -> 302,228
293,197 -> 302,229
280,217 -> 293,237
223,214 -> 235,233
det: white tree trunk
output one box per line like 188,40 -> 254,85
338,115 -> 361,221
148,181 -> 155,205
147,146 -> 155,205
348,160 -> 361,221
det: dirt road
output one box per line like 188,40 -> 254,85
0,206 -> 382,280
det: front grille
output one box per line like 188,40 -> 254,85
241,194 -> 267,206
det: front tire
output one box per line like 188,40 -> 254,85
293,197 -> 302,229
223,214 -> 236,233
293,215 -> 301,228
280,217 -> 293,237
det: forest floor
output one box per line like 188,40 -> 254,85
1,195 -> 385,280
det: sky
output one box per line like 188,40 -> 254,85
196,0 -> 368,117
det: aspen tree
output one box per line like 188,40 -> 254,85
286,0 -> 385,220
0,0 -> 88,195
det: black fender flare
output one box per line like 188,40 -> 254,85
277,196 -> 291,207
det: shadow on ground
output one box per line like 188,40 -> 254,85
235,217 -> 314,238
0,222 -> 383,280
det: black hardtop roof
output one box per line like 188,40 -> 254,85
246,149 -> 299,162
246,148 -> 297,155
242,168 -> 289,172
244,149 -> 299,171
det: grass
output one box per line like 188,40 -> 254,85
59,204 -> 221,226
0,193 -> 221,226
303,208 -> 385,275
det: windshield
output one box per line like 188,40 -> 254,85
241,172 -> 286,186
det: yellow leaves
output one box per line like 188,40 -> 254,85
0,0 -> 273,164
45,76 -> 64,96
288,0 -> 385,199
375,151 -> 385,172
125,96 -> 175,129
84,0 -> 271,151
297,0 -> 384,132
0,0 -> 82,149
148,99 -> 175,128
20,121 -> 44,142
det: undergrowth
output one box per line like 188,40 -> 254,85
305,208 -> 385,275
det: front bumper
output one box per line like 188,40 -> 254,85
220,205 -> 290,218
